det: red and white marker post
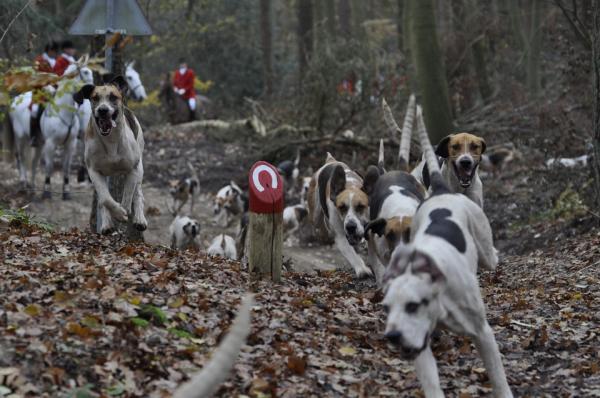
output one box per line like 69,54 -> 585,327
248,161 -> 284,282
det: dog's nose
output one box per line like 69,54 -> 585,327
345,222 -> 357,235
459,158 -> 472,169
385,330 -> 403,345
97,107 -> 109,116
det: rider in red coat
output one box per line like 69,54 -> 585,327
30,41 -> 59,147
173,58 -> 197,119
53,40 -> 77,76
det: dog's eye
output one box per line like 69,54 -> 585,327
338,204 -> 348,212
355,204 -> 366,212
452,144 -> 461,150
109,93 -> 118,102
405,302 -> 419,314
91,95 -> 99,101
382,304 -> 390,314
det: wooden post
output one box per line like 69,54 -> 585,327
248,162 -> 283,282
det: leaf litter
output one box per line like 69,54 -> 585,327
1,223 -> 599,397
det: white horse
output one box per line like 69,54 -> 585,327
75,61 -> 147,182
8,62 -> 94,198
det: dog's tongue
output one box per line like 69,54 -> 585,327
458,167 -> 471,184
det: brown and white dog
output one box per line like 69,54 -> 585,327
74,76 -> 147,234
283,204 -> 308,241
168,162 -> 200,216
412,132 -> 486,208
207,234 -> 238,260
213,181 -> 246,227
307,153 -> 372,278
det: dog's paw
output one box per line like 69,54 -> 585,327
133,219 -> 147,231
108,203 -> 128,222
101,225 -> 116,235
355,265 -> 374,280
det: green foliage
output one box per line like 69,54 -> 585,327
138,305 -> 167,325
168,327 -> 193,339
0,206 -> 54,232
130,317 -> 149,328
551,186 -> 588,220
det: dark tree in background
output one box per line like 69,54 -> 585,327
338,0 -> 352,37
408,0 -> 453,143
297,0 -> 313,80
592,1 -> 600,208
260,0 -> 273,95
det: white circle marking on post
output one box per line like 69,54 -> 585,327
252,165 -> 278,193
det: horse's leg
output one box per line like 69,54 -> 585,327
14,135 -> 27,189
31,144 -> 42,189
61,138 -> 76,200
41,138 -> 56,199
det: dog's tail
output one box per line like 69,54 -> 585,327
378,139 -> 385,172
187,161 -> 199,183
173,294 -> 253,398
382,95 -> 415,171
416,105 -> 448,194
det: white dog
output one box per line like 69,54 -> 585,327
382,106 -> 512,398
74,76 -> 147,234
207,234 -> 237,260
169,216 -> 201,250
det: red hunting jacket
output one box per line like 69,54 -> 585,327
34,54 -> 54,73
53,54 -> 75,76
173,68 -> 196,100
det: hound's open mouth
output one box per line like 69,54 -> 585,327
452,162 -> 476,188
95,112 -> 118,136
399,332 -> 429,360
346,234 -> 362,246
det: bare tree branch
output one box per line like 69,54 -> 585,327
0,0 -> 32,45
554,0 -> 592,50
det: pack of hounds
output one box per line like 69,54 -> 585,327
162,95 -> 518,396
39,73 -> 520,396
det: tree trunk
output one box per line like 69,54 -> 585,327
526,0 -> 543,96
397,0 -> 403,51
409,0 -> 453,143
297,0 -> 313,80
466,0 -> 492,101
338,0 -> 352,38
592,1 -> 600,209
260,0 -> 273,95
325,0 -> 337,39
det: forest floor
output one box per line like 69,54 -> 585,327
1,104 -> 599,396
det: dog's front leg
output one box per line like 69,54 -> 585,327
121,166 -> 142,216
367,237 -> 385,286
474,322 -> 513,398
88,168 -> 128,228
131,182 -> 148,231
333,232 -> 372,279
414,346 -> 444,398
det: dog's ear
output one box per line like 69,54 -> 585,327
73,84 -> 94,105
102,73 -> 116,84
329,165 -> 346,202
479,137 -> 487,154
411,252 -> 445,283
295,207 -> 308,221
435,135 -> 453,158
362,165 -> 381,196
365,218 -> 387,239
183,222 -> 191,235
110,75 -> 128,95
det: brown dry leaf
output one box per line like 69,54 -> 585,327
287,355 -> 307,375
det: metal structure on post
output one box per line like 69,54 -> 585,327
69,0 -> 152,238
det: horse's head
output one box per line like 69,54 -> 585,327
64,62 -> 94,85
125,61 -> 147,101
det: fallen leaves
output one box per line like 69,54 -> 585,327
0,225 -> 599,397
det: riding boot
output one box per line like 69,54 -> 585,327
189,108 -> 196,121
30,115 -> 41,147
